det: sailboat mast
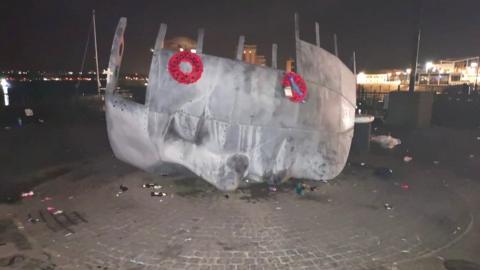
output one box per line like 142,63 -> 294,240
92,10 -> 101,94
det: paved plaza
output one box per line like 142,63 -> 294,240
1,123 -> 480,270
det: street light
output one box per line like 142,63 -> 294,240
1,78 -> 10,106
425,61 -> 433,72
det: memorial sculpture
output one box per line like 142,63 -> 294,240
104,15 -> 356,191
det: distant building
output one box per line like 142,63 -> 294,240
357,56 -> 480,92
286,58 -> 295,72
164,36 -> 197,52
242,44 -> 267,67
255,55 -> 266,67
243,45 -> 257,64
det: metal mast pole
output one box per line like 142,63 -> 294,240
93,10 -> 101,94
475,56 -> 479,92
353,51 -> 357,75
408,1 -> 423,93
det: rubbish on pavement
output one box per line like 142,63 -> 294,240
469,154 -> 475,158
119,185 -> 128,192
295,183 -> 305,196
360,162 -> 366,167
403,156 -> 413,162
374,167 -> 393,178
151,191 -> 167,197
433,160 -> 439,165
142,183 -> 155,188
27,214 -> 40,224
21,191 -> 34,198
65,233 -> 73,237
400,183 -> 410,190
53,210 -> 63,215
384,203 -> 393,210
41,197 -> 53,202
46,207 -> 56,213
38,119 -> 45,123
24,108 -> 34,117
371,135 -> 401,149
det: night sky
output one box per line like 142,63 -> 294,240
2,0 -> 480,74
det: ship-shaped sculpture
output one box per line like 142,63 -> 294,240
105,15 -> 356,191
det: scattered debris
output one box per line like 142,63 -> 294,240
469,154 -> 475,158
64,233 -> 72,237
68,196 -> 74,200
374,167 -> 393,178
21,191 -> 34,198
403,156 -> 413,162
433,160 -> 440,165
53,210 -> 63,215
16,221 -> 24,230
41,197 -> 53,202
371,135 -> 401,149
295,183 -> 305,196
24,108 -> 34,117
143,183 -> 162,189
38,119 -> 45,123
400,183 -> 410,190
119,185 -> 128,192
184,238 -> 192,242
151,191 -> 167,197
275,207 -> 282,210
384,203 -> 393,210
27,214 -> 40,224
360,162 -> 366,167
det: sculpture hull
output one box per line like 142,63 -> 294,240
105,19 -> 356,191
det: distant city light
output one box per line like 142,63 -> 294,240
190,49 -> 197,53
179,47 -> 184,52
357,72 -> 367,84
406,68 -> 412,74
471,62 -> 478,68
1,78 -> 10,107
425,61 -> 433,72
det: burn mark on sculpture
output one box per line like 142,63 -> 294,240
104,16 -> 356,191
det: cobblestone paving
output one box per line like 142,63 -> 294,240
0,158 -> 473,270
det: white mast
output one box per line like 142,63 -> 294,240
93,10 -> 101,94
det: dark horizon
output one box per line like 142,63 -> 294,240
3,0 -> 480,74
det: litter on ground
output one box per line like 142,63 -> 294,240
371,135 -> 401,149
